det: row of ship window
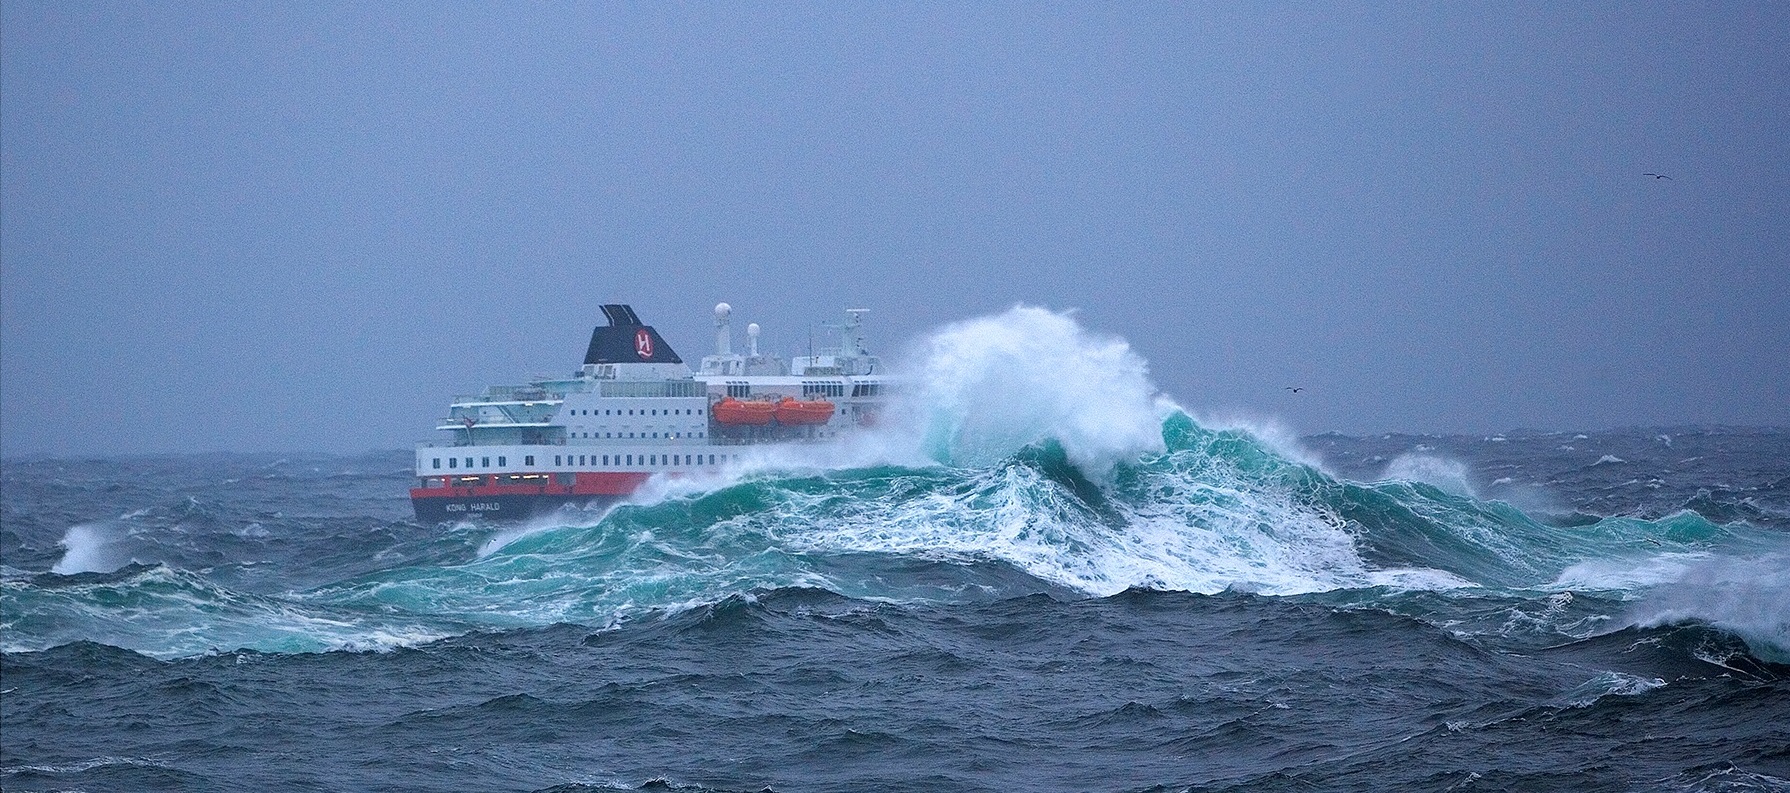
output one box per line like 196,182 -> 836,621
571,431 -> 706,439
566,408 -> 703,416
724,382 -> 882,398
431,453 -> 732,469
557,453 -> 730,467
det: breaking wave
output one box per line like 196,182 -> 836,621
5,307 -> 1785,663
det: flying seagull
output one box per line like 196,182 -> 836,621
1285,386 -> 1304,393
1643,173 -> 1672,180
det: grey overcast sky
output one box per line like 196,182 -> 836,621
2,2 -> 1787,456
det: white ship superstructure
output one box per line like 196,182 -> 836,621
411,303 -> 889,521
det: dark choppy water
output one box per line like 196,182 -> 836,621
3,420 -> 1787,792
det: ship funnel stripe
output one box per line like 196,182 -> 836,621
600,304 -> 644,327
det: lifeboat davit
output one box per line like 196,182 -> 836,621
773,397 -> 835,426
712,398 -> 776,425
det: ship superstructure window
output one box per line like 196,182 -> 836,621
803,381 -> 846,398
498,456 -> 506,466
525,456 -> 534,466
603,455 -> 609,465
851,383 -> 882,397
626,455 -> 633,465
432,459 -> 441,469
555,455 -> 562,466
465,457 -> 473,468
482,457 -> 491,467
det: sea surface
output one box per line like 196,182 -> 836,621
4,313 -> 1788,792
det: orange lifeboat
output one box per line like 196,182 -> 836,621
773,397 -> 835,426
712,398 -> 776,425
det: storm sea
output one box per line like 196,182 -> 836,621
3,317 -> 1788,793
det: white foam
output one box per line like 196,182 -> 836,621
1557,671 -> 1666,708
1549,552 -> 1707,593
474,500 -> 628,558
780,430 -> 1414,598
1628,551 -> 1790,663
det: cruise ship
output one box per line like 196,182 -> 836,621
410,303 -> 890,522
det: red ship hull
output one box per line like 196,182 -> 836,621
410,471 -> 652,522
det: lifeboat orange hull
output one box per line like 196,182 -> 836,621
713,398 -> 776,425
774,398 -> 835,426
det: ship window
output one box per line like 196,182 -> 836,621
525,455 -> 534,466
555,455 -> 562,466
448,458 -> 457,469
432,458 -> 441,469
602,455 -> 609,465
482,457 -> 491,467
465,457 -> 474,468
498,456 -> 506,466
626,454 -> 633,465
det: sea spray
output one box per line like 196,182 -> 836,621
1381,453 -> 1478,498
50,524 -> 121,575
890,306 -> 1166,476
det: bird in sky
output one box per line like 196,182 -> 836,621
1643,173 -> 1673,179
1285,386 -> 1304,393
